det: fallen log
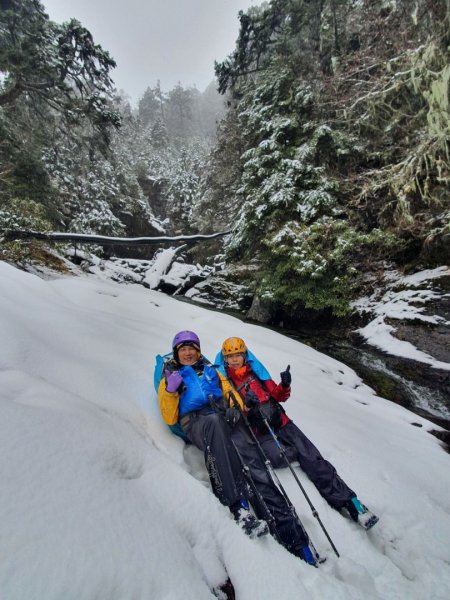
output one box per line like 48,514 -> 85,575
0,229 -> 231,246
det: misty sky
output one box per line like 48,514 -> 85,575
42,0 -> 259,105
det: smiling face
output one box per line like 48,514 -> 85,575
177,344 -> 200,366
225,352 -> 245,370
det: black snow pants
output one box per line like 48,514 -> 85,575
259,420 -> 355,510
182,410 -> 309,554
182,410 -> 246,506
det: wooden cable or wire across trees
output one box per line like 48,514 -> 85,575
0,229 -> 231,246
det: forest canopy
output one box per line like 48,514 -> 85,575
1,0 -> 449,320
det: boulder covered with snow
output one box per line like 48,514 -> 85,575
185,264 -> 257,313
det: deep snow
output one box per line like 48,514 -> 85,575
1,261 -> 450,600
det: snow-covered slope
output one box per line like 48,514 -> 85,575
1,262 -> 449,600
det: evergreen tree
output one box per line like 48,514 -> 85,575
138,86 -> 164,128
197,81 -> 227,140
208,0 -> 450,317
165,83 -> 196,142
0,0 -> 120,135
191,105 -> 244,232
0,0 -> 121,234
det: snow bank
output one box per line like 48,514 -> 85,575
1,262 -> 449,599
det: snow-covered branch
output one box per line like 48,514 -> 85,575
1,229 -> 231,246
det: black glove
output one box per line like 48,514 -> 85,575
244,390 -> 259,408
225,406 -> 241,428
256,401 -> 283,430
280,365 -> 291,388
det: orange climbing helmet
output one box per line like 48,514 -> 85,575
222,337 -> 247,356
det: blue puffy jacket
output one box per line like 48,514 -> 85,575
177,363 -> 223,416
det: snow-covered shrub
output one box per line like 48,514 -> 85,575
0,198 -> 52,232
261,220 -> 404,316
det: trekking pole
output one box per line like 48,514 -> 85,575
258,410 -> 340,558
206,395 -> 279,539
227,390 -> 325,562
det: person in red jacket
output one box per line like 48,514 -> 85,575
216,337 -> 379,529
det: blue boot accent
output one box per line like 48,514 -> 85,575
301,546 -> 317,566
351,497 -> 367,514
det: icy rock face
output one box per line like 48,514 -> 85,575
184,263 -> 258,314
353,268 -> 450,369
246,295 -> 272,324
389,275 -> 450,365
352,267 -> 450,421
185,275 -> 253,313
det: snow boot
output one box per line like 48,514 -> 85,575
344,497 -> 379,530
233,507 -> 269,539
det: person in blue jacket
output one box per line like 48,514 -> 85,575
157,330 -> 318,565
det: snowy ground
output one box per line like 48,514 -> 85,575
1,261 -> 450,600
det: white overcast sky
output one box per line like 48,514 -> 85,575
42,0 -> 259,105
